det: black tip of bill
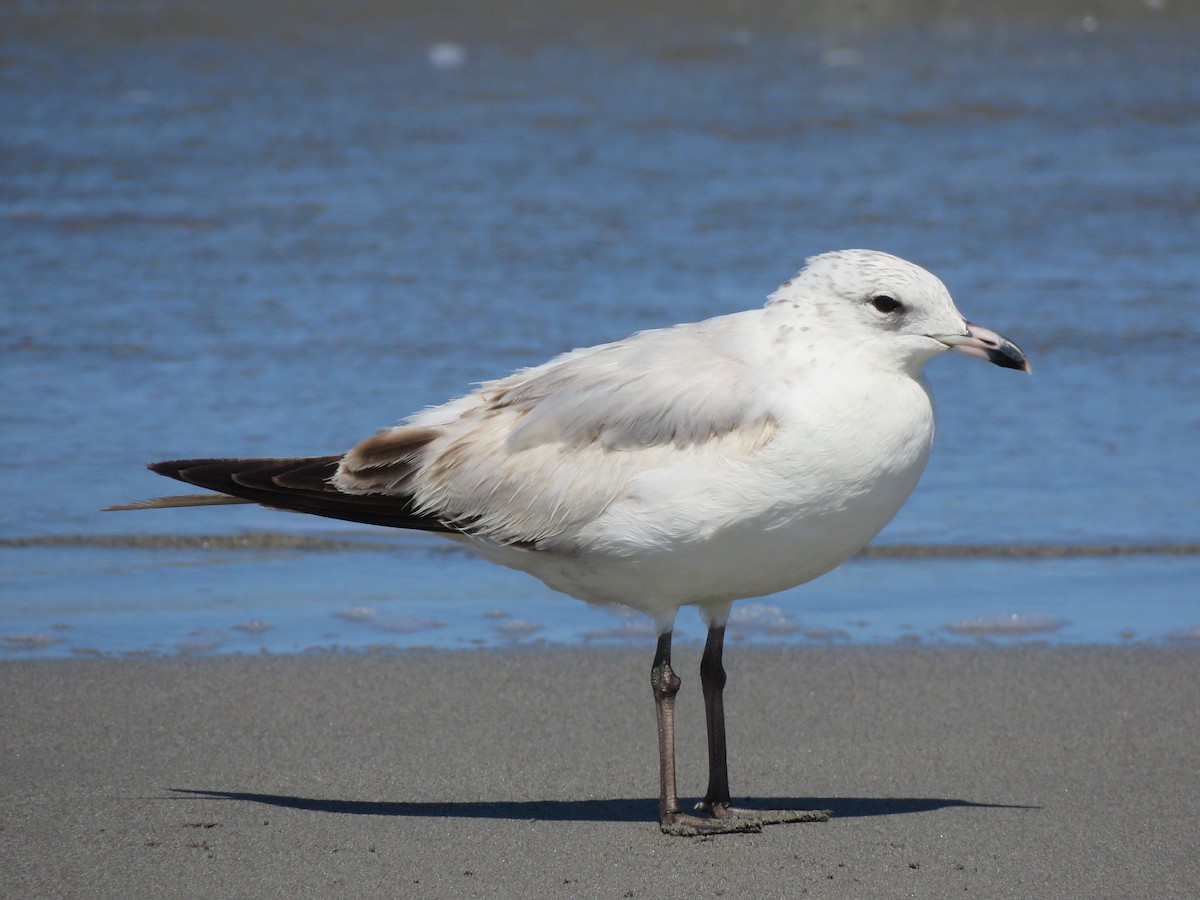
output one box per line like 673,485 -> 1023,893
978,333 -> 1031,372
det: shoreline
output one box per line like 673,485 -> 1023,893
6,535 -> 1199,657
4,645 -> 1199,896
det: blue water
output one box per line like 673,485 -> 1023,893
2,2 -> 1198,658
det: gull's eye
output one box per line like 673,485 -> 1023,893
870,294 -> 903,314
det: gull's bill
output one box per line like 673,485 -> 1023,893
932,321 -> 1031,372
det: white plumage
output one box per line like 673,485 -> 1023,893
329,249 -> 1014,626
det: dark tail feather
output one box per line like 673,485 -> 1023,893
144,456 -> 460,533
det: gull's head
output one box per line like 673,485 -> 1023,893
768,249 -> 1029,376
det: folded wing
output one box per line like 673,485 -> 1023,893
114,316 -> 784,545
334,316 -> 783,545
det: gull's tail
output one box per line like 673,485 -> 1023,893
104,456 -> 458,534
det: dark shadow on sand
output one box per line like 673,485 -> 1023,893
169,788 -> 1035,822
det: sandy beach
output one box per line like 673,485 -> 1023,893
3,646 -> 1198,897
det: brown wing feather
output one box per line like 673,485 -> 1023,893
146,456 -> 463,533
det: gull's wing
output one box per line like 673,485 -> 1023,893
335,314 -> 784,545
115,314 -> 784,544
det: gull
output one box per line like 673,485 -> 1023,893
107,249 -> 1029,835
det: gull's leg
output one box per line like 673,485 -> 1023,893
695,622 -> 832,828
699,624 -> 733,811
651,631 -> 759,835
651,632 -> 684,824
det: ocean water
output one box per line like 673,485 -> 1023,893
2,1 -> 1198,658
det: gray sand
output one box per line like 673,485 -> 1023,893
4,647 -> 1199,897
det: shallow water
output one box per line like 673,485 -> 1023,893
2,2 -> 1198,658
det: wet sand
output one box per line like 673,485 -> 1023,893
4,646 -> 1199,897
